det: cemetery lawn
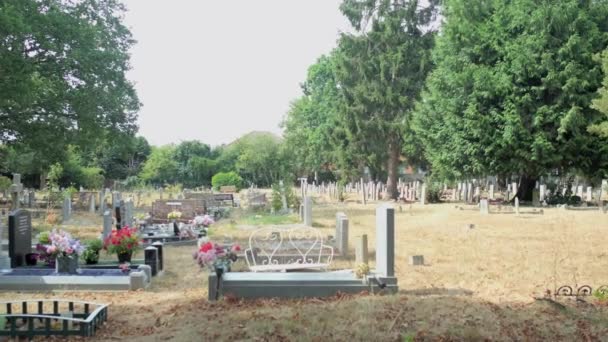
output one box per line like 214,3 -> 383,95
2,203 -> 608,341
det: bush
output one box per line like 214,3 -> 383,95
425,182 -> 443,203
81,239 -> 103,263
211,171 -> 243,191
270,181 -> 299,212
80,167 -> 104,189
0,176 -> 10,192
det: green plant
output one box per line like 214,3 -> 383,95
81,239 -> 103,263
38,231 -> 50,244
80,167 -> 104,189
593,287 -> 608,302
0,176 -> 11,192
211,171 -> 243,191
425,182 -> 443,203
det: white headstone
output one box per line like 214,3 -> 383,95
514,197 -> 519,215
335,212 -> 348,256
89,193 -> 96,213
489,184 -> 495,200
303,196 -> 313,226
420,184 -> 427,205
480,199 -> 489,215
376,205 -> 395,278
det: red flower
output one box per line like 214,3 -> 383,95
231,244 -> 241,252
200,242 -> 213,253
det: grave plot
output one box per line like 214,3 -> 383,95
0,299 -> 108,339
209,205 -> 399,300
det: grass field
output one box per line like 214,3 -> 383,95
2,198 -> 608,341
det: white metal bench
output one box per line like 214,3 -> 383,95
245,227 -> 334,272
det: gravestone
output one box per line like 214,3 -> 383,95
124,199 -> 134,227
355,235 -> 369,264
89,193 -> 96,213
112,192 -> 121,210
103,211 -> 112,239
601,180 -> 608,201
489,184 -> 495,200
27,191 -> 35,208
532,190 -> 540,207
8,209 -> 32,268
479,199 -> 489,215
376,205 -> 394,277
0,211 -> 10,270
514,197 -> 520,215
409,255 -> 424,266
9,174 -> 23,211
419,184 -> 427,205
144,246 -> 159,276
586,186 -> 593,202
539,184 -> 547,203
361,179 -> 366,205
335,213 -> 348,256
62,196 -> 71,222
152,241 -> 164,272
99,189 -> 106,216
303,196 -> 313,227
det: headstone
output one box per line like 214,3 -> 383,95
420,184 -> 427,205
27,191 -> 34,208
355,234 -> 368,265
586,186 -> 593,202
514,197 -> 520,215
335,213 -> 348,256
576,185 -> 583,198
62,196 -> 71,222
144,246 -> 159,276
8,209 -> 32,268
532,190 -> 540,207
124,199 -> 134,227
303,196 -> 313,227
489,184 -> 495,200
601,180 -> 608,201
361,179 -> 366,205
409,255 -> 424,266
376,205 -> 394,277
99,189 -> 106,216
89,193 -> 96,213
279,181 -> 288,212
152,241 -> 164,272
9,174 -> 23,211
103,210 -> 112,239
112,192 -> 121,209
539,184 -> 547,202
479,199 -> 489,215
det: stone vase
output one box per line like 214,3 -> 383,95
117,251 -> 133,263
56,255 -> 78,274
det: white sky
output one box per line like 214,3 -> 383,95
121,0 -> 350,147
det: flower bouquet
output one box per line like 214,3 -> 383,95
103,226 -> 141,263
167,211 -> 182,220
193,241 -> 241,273
42,229 -> 85,273
192,214 -> 214,228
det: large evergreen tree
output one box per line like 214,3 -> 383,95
414,0 -> 608,197
335,0 -> 439,198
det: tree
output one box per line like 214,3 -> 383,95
414,0 -> 608,198
590,50 -> 608,138
334,0 -> 439,198
0,0 -> 140,175
282,55 -> 342,178
139,145 -> 179,186
174,141 -> 216,187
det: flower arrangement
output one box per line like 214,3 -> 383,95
192,214 -> 214,227
81,238 -> 103,264
43,229 -> 85,259
103,226 -> 141,255
355,263 -> 370,279
167,211 -> 182,220
193,241 -> 241,271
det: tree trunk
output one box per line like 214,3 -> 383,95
386,141 -> 400,200
514,174 -> 537,202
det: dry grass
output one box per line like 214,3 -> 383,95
3,199 -> 608,341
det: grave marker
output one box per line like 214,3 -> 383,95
8,209 -> 32,268
515,197 -> 520,215
103,211 -> 112,239
303,196 -> 313,227
480,199 -> 489,215
9,174 -> 23,211
89,193 -> 96,213
62,196 -> 71,222
335,213 -> 348,256
376,205 -> 395,277
420,184 -> 427,205
355,235 -> 368,265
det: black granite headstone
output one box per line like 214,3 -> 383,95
8,209 -> 32,268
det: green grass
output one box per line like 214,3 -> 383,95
241,212 -> 299,225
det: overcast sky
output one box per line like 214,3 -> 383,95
121,0 -> 350,147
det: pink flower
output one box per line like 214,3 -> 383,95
231,245 -> 241,252
65,248 -> 74,255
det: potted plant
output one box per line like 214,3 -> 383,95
193,241 -> 240,275
81,238 -> 103,265
103,226 -> 140,263
43,229 -> 85,274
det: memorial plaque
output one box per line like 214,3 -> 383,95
8,209 -> 32,268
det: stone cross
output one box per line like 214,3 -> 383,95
9,174 -> 23,211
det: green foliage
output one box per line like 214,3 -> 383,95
593,287 -> 608,302
334,0 -> 439,197
0,176 -> 10,192
139,145 -> 179,185
211,172 -> 243,191
81,239 -> 103,263
80,167 -> 104,189
425,182 -> 443,204
270,182 -> 300,212
38,231 -> 50,245
414,0 -> 608,183
0,0 -> 140,172
590,50 -> 608,138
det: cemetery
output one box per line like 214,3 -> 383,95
4,0 -> 608,340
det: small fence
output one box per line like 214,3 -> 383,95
0,299 -> 108,339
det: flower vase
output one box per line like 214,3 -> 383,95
117,251 -> 133,263
56,255 -> 78,274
